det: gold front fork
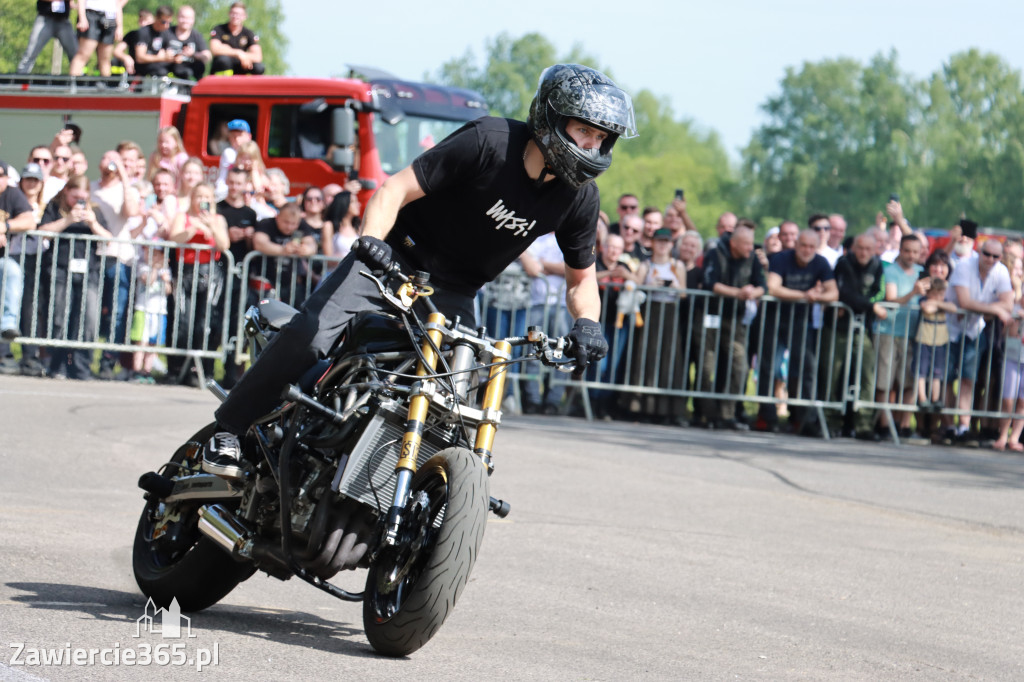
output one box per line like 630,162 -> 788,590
474,340 -> 511,468
397,311 -> 447,473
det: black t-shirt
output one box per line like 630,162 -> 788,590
392,117 -> 600,296
167,26 -> 209,56
218,200 -> 257,264
37,0 -> 70,19
136,25 -> 175,58
0,185 -> 33,258
703,236 -> 766,320
209,23 -> 259,52
40,196 -> 109,269
768,249 -> 835,328
254,216 -> 313,279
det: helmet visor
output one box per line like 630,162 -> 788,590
548,82 -> 638,139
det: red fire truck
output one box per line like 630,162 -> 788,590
0,72 -> 488,199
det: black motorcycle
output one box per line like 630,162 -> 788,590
132,266 -> 578,655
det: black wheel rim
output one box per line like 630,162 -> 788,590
368,465 -> 449,621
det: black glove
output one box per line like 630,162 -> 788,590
352,236 -> 393,272
567,318 -> 608,373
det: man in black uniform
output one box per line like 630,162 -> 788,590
134,6 -> 176,78
217,166 -> 257,388
209,2 -> 264,76
203,63 -> 637,477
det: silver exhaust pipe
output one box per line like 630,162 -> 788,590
198,504 -> 251,558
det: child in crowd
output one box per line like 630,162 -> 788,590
994,303 -> 1024,451
916,277 -> 956,436
130,246 -> 172,383
146,126 -> 189,182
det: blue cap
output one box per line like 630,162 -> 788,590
227,119 -> 251,133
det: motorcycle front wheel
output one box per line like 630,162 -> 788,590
363,447 -> 489,656
132,423 -> 255,612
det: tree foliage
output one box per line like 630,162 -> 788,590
741,49 -> 1024,231
0,0 -> 288,76
433,32 -> 739,236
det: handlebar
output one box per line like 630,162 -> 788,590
365,265 -> 585,374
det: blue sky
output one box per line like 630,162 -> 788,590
281,0 -> 1024,161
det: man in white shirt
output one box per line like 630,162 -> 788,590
945,238 -> 1013,441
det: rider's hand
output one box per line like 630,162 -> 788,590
353,236 -> 393,273
567,318 -> 607,373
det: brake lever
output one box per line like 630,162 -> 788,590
359,269 -> 411,312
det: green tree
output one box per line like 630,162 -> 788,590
0,0 -> 288,75
917,49 -> 1024,228
740,51 -> 923,229
434,32 -> 557,120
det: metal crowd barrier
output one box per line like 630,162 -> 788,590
855,300 -> 1020,444
4,242 -> 1023,445
1,231 -> 234,384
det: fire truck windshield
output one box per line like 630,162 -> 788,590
372,115 -> 468,175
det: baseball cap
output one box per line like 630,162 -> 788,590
766,226 -> 780,237
227,119 -> 251,133
21,162 -> 44,180
653,228 -> 673,240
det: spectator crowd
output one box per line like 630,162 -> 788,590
480,190 -> 1024,451
0,116 -> 362,387
8,5 -> 1024,450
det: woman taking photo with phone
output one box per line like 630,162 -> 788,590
37,174 -> 112,379
166,182 -> 229,385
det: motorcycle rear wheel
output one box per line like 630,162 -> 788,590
363,447 -> 489,656
132,423 -> 255,612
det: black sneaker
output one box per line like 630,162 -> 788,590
202,432 -> 245,479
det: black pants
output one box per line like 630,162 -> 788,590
211,55 -> 264,75
215,253 -> 475,435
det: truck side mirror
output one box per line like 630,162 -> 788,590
331,147 -> 354,169
332,108 -> 355,147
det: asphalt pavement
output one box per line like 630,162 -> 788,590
1,375 -> 1023,680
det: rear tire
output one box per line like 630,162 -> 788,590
132,423 -> 255,612
363,447 -> 489,656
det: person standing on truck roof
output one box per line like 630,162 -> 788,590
69,0 -> 123,78
17,1 -> 79,75
201,63 -> 637,479
209,2 -> 264,76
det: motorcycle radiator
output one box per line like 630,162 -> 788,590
330,399 -> 446,512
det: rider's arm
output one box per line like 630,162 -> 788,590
564,264 -> 601,321
358,166 -> 425,240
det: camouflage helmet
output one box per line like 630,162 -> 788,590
527,64 -> 637,189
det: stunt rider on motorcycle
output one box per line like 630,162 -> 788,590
204,63 -> 638,477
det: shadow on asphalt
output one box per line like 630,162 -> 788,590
504,414 -> 1024,492
6,582 -> 378,658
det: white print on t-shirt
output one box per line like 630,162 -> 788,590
485,199 -> 536,237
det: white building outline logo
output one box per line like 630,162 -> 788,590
134,597 -> 196,639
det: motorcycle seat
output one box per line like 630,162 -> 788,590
257,299 -> 300,331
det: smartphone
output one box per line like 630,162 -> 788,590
675,188 -> 684,201
889,193 -> 900,203
76,199 -> 86,207
200,201 -> 211,212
